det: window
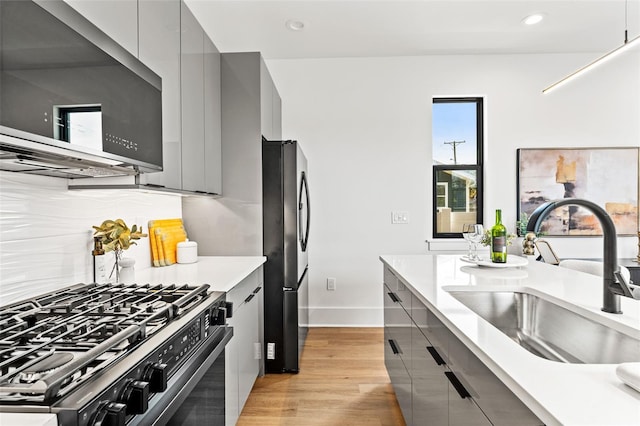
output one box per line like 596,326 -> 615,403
432,98 -> 483,238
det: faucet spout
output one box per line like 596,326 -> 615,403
526,198 -> 623,314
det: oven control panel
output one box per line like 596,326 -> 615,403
60,297 -> 228,426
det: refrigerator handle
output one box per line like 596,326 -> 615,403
298,171 -> 310,252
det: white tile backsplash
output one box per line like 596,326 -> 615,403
0,171 -> 182,305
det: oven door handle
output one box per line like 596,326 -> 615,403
128,326 -> 233,426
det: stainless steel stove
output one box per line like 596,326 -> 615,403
0,282 -> 232,426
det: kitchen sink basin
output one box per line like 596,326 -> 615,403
446,290 -> 640,364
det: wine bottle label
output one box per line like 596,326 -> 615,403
493,236 -> 506,253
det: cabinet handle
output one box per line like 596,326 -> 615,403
388,339 -> 402,355
388,292 -> 401,303
244,293 -> 255,304
427,346 -> 446,365
445,371 -> 471,399
253,286 -> 262,294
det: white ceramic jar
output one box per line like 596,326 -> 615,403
177,240 -> 198,264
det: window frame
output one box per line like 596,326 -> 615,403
432,97 -> 484,239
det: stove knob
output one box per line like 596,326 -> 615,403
120,380 -> 149,415
91,401 -> 126,426
144,362 -> 168,392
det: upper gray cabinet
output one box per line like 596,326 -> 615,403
204,36 -> 222,194
180,3 -> 222,195
137,0 -> 182,190
65,0 -> 222,196
260,61 -> 282,141
180,2 -> 206,193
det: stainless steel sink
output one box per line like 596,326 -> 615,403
447,290 -> 640,364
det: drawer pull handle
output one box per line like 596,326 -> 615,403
388,339 -> 402,355
244,294 -> 255,304
445,371 -> 471,399
253,286 -> 262,294
427,346 -> 446,365
387,292 -> 401,303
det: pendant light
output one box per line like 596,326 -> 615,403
542,0 -> 640,94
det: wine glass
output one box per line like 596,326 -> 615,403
461,224 -> 474,259
468,224 -> 485,260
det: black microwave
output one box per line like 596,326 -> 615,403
0,0 -> 162,178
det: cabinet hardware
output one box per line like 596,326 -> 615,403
253,286 -> 262,294
244,294 -> 255,304
427,346 -> 446,365
388,292 -> 401,303
388,339 -> 402,355
445,371 -> 471,399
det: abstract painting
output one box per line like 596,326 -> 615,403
517,147 -> 639,236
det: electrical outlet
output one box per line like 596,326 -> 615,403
327,277 -> 336,291
267,342 -> 275,359
254,342 -> 262,360
392,211 -> 409,224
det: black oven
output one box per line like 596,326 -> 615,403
140,327 -> 231,426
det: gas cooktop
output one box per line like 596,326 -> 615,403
0,282 -> 229,424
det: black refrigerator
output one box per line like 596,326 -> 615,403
262,138 -> 310,373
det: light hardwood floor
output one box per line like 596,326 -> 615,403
237,327 -> 406,426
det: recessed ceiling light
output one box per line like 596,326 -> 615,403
522,13 -> 545,26
285,19 -> 305,31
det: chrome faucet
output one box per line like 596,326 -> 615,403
526,198 -> 640,314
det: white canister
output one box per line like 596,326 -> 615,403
177,239 -> 198,264
118,257 -> 136,284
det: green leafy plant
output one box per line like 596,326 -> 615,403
92,219 -> 147,252
516,212 -> 529,237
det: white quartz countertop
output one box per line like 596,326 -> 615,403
379,254 -> 640,426
133,256 -> 266,293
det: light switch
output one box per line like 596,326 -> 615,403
392,211 -> 409,224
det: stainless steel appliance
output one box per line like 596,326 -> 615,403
262,139 -> 310,373
0,282 -> 232,425
0,0 -> 163,178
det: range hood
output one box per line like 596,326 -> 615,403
0,0 -> 163,179
0,128 -> 138,179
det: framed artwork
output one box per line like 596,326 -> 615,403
517,147 -> 639,236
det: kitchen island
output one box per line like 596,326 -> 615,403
380,254 -> 640,426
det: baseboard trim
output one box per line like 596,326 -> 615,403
301,307 -> 382,327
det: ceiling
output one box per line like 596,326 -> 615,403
184,0 -> 640,60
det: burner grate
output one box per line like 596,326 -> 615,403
0,282 -> 210,403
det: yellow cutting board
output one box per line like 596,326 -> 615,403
148,218 -> 187,266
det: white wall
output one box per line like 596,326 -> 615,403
267,52 -> 640,326
0,172 -> 182,306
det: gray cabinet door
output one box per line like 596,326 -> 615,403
384,284 -> 412,426
446,326 -> 543,426
259,58 -> 283,140
272,87 -> 282,140
180,1 -> 205,192
260,60 -> 274,140
447,371 -> 492,426
204,34 -> 222,194
412,325 -> 449,425
138,0 -> 182,189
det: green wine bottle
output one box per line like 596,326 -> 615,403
491,209 -> 508,263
